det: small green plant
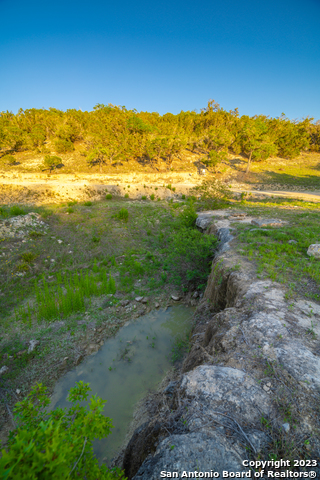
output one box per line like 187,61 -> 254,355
124,193 -> 129,198
21,252 -> 37,263
0,382 -> 125,479
150,193 -> 155,201
29,230 -> 44,238
16,262 -> 30,272
115,208 -> 129,222
10,205 -> 25,216
67,207 -> 74,214
106,193 -> 113,200
141,195 -> 147,200
92,236 -> 100,243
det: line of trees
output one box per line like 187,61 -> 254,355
0,101 -> 319,173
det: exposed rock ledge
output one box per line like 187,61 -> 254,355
120,210 -> 320,479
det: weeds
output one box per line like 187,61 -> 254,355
15,270 -> 116,322
21,252 -> 37,263
114,208 -> 129,222
10,206 -> 25,216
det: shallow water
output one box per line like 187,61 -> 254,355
50,305 -> 194,464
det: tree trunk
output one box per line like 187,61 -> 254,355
245,151 -> 252,174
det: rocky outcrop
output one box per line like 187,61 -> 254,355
122,210 -> 320,479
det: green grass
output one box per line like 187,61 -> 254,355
234,199 -> 320,299
16,270 -> 116,322
239,153 -> 320,188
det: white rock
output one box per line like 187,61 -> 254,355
0,366 -> 8,376
28,340 -> 39,354
16,389 -> 21,394
135,296 -> 143,302
282,423 -> 290,433
307,244 -> 320,259
57,239 -> 63,244
171,295 -> 180,301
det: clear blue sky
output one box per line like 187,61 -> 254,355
1,0 -> 319,120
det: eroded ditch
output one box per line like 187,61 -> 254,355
49,305 -> 194,464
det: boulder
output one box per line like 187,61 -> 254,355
132,432 -> 245,480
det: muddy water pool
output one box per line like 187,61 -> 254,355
50,305 -> 194,464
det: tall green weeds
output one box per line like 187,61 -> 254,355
16,269 -> 116,323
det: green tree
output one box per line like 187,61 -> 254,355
239,116 -> 277,173
0,382 -> 126,479
42,155 -> 62,173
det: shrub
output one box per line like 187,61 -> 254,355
192,179 -> 232,209
43,155 -> 62,172
164,227 -> 217,288
1,154 -> 16,165
141,195 -> 147,200
10,206 -> 25,216
150,193 -> 155,201
106,193 -> 112,200
124,193 -> 129,198
0,382 -> 126,479
178,204 -> 197,228
115,208 -> 129,222
84,201 -> 93,206
0,207 -> 9,218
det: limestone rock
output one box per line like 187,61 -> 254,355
171,295 -> 180,301
307,244 -> 320,259
132,432 -> 245,480
28,339 -> 40,354
282,423 -> 290,433
251,218 -> 285,227
181,365 -> 273,424
0,366 -> 9,376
